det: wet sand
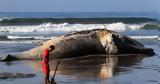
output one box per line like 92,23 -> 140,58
0,61 -> 43,84
0,55 -> 159,84
0,45 -> 160,84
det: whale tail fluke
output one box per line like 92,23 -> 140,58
0,54 -> 18,62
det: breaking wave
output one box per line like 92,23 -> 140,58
0,35 -> 56,40
0,22 -> 159,33
0,40 -> 41,44
142,23 -> 160,29
0,35 -> 159,41
0,22 -> 149,33
129,35 -> 160,40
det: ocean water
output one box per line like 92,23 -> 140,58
0,12 -> 160,84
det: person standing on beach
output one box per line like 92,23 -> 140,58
42,45 -> 55,84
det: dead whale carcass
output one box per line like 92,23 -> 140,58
0,29 -> 155,61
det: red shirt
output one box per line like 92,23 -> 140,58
42,49 -> 50,74
42,49 -> 49,63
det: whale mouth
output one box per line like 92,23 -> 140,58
140,48 -> 155,55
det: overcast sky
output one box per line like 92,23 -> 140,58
0,0 -> 160,12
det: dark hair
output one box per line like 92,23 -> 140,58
49,45 -> 55,49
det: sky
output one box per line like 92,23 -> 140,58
0,0 -> 160,12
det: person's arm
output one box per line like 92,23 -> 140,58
43,50 -> 49,65
44,57 -> 48,65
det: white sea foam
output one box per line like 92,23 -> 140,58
0,22 -> 145,33
0,17 -> 13,21
2,22 -> 159,41
129,35 -> 159,40
0,40 -> 40,44
5,35 -> 160,41
7,36 -> 56,40
7,36 -> 34,39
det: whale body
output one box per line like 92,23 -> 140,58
0,29 -> 155,61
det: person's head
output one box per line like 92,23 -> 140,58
48,45 -> 55,52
